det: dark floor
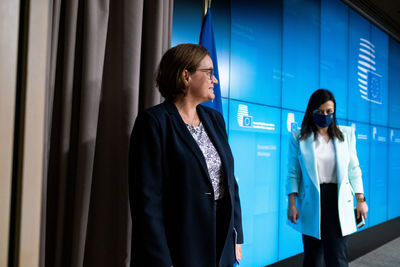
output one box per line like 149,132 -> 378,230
350,237 -> 400,267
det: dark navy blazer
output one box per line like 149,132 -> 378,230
129,99 -> 243,267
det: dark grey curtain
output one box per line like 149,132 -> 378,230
45,0 -> 173,266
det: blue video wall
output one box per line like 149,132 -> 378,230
172,0 -> 400,265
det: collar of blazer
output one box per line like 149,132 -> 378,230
299,132 -> 349,191
163,99 -> 231,187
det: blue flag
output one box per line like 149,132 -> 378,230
199,8 -> 223,115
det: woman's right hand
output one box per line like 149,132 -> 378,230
287,204 -> 299,224
287,193 -> 299,224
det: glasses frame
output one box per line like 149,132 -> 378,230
197,68 -> 214,80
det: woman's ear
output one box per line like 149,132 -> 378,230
182,69 -> 190,87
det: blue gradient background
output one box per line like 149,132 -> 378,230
172,0 -> 400,265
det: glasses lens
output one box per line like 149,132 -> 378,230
197,68 -> 214,80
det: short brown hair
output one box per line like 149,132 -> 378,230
156,44 -> 209,99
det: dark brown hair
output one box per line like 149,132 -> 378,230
300,89 -> 344,141
156,44 -> 209,99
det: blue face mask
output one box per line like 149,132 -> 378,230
313,112 -> 334,128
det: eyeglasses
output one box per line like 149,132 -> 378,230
197,68 -> 214,80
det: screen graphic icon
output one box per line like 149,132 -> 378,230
286,113 -> 299,132
368,72 -> 382,104
357,38 -> 382,104
242,116 -> 253,127
237,104 -> 275,131
373,127 -> 377,140
237,104 -> 250,127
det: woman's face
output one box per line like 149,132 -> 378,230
186,55 -> 218,102
315,100 -> 335,115
312,100 -> 335,129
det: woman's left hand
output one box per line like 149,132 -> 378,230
356,201 -> 368,220
235,244 -> 242,262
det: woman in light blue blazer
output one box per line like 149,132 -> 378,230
286,89 -> 368,267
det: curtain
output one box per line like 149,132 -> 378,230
45,0 -> 173,266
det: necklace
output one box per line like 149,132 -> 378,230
181,112 -> 200,126
177,107 -> 200,126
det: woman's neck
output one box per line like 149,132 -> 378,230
174,96 -> 200,126
317,127 -> 329,136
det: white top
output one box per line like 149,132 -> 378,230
315,133 -> 337,184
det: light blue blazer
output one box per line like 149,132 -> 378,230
286,126 -> 364,239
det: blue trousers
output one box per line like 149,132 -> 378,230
302,183 -> 349,267
302,234 -> 349,267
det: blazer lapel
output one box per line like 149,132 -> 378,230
334,137 -> 348,187
299,134 -> 320,191
164,101 -> 212,184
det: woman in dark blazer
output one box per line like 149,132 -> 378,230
129,44 -> 243,267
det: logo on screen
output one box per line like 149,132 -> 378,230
357,38 -> 382,104
242,116 -> 253,127
237,104 -> 250,127
390,130 -> 400,143
237,104 -> 275,131
286,113 -> 299,132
